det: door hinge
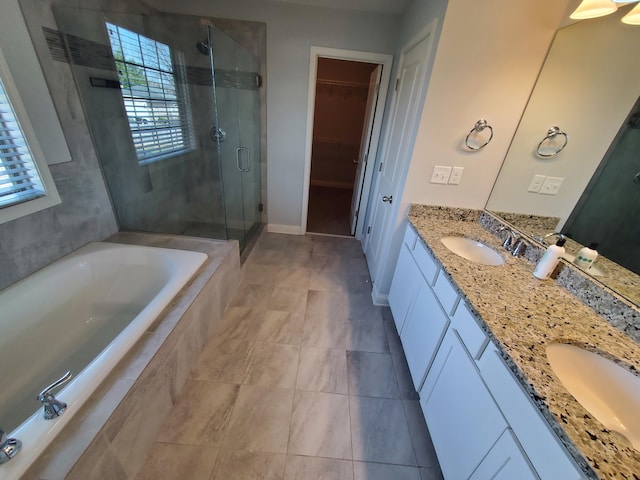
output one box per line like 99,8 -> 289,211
364,153 -> 368,164
395,78 -> 400,91
378,162 -> 383,172
355,209 -> 359,219
367,226 -> 371,234
255,74 -> 263,88
258,203 -> 264,212
375,83 -> 380,95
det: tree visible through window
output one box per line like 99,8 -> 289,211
106,22 -> 193,163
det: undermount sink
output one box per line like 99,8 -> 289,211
561,253 -> 604,276
546,343 -> 640,451
440,236 -> 504,266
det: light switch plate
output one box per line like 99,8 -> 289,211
431,166 -> 452,184
528,174 -> 546,193
540,176 -> 564,195
449,167 -> 464,185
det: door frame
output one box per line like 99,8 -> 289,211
301,47 -> 393,238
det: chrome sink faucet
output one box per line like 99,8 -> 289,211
0,428 -> 21,464
497,225 -> 519,251
496,225 -> 529,257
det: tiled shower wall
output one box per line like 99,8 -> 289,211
0,0 -> 121,291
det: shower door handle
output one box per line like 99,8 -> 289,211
236,147 -> 251,173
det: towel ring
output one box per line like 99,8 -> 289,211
465,119 -> 493,151
536,126 -> 568,158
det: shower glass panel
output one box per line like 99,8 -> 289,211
209,26 -> 262,249
49,6 -> 262,251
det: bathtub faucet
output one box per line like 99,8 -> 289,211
0,428 -> 21,464
37,371 -> 72,420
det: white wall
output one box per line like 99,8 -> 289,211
403,0 -> 572,211
486,8 -> 640,227
145,0 -> 400,232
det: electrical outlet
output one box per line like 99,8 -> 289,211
449,167 -> 464,185
528,174 -> 546,193
540,176 -> 564,195
430,166 -> 452,184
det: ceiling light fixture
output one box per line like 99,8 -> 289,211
570,0 -> 618,20
621,1 -> 640,23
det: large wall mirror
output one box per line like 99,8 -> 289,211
486,7 -> 640,307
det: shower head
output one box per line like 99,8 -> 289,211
196,40 -> 210,56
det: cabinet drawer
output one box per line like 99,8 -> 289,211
478,347 -> 583,480
403,223 -> 418,249
433,270 -> 459,315
412,240 -> 438,285
452,301 -> 487,359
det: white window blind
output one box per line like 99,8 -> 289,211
0,76 -> 45,209
106,23 -> 193,163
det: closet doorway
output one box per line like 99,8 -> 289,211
302,48 -> 392,238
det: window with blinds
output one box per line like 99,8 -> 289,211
106,23 -> 193,163
0,76 -> 46,210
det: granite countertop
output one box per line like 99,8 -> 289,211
408,205 -> 640,480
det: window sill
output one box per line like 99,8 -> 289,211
138,147 -> 197,166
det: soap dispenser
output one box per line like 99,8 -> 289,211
533,236 -> 566,280
573,243 -> 599,270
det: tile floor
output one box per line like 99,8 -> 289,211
136,233 -> 443,480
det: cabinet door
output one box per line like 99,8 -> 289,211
400,282 -> 449,388
469,429 -> 539,480
478,347 -> 584,480
421,329 -> 507,480
388,244 -> 423,333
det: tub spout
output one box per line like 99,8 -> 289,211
37,371 -> 72,420
0,428 -> 21,464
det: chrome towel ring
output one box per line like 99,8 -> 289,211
465,119 -> 493,151
537,126 -> 568,158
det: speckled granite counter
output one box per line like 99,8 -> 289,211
408,205 -> 640,480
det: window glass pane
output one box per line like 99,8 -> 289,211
105,22 -> 191,161
0,76 -> 45,209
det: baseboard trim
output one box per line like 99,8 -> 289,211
371,283 -> 389,306
267,224 -> 303,235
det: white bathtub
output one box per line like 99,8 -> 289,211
0,242 -> 207,479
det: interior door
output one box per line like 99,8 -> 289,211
350,65 -> 382,235
364,36 -> 432,281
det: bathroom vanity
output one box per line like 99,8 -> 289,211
388,205 -> 640,480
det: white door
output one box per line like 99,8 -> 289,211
350,65 -> 382,235
364,35 -> 432,281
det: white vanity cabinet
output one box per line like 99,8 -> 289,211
400,281 -> 449,387
388,223 -> 586,480
420,327 -> 508,480
469,429 -> 538,480
388,223 -> 447,388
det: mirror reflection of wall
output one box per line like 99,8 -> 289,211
485,6 -> 640,306
564,97 -> 640,276
487,8 -> 640,225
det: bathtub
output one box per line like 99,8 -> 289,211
0,242 -> 207,480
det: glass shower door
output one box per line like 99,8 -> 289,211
209,26 -> 262,250
52,6 -> 228,240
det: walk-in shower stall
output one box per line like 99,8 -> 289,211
50,5 -> 263,251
